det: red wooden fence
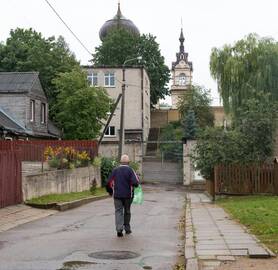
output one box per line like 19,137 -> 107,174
214,163 -> 278,195
0,150 -> 22,208
0,140 -> 98,161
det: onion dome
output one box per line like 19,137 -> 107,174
99,3 -> 140,41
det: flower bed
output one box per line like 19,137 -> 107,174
44,146 -> 91,169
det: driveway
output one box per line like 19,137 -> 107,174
0,185 -> 184,270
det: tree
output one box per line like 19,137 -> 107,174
93,29 -> 170,105
52,69 -> 111,139
234,91 -> 278,162
178,85 -> 214,129
183,110 -> 197,140
192,127 -> 247,179
210,33 -> 278,115
193,93 -> 278,179
0,28 -> 79,113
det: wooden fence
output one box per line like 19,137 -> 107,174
212,164 -> 278,196
0,150 -> 22,208
0,140 -> 98,161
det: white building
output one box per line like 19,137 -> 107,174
84,65 -> 150,169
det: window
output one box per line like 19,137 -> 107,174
104,72 -> 115,87
176,73 -> 187,86
104,126 -> 116,137
41,103 -> 46,124
87,72 -> 98,86
30,100 -> 35,122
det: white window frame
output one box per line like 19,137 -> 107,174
104,72 -> 115,87
41,102 -> 46,124
88,72 -> 98,86
30,100 -> 35,122
104,126 -> 116,137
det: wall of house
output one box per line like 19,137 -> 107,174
142,69 -> 151,141
22,165 -> 101,200
25,94 -> 48,134
86,67 -> 150,143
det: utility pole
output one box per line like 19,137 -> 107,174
118,68 -> 126,160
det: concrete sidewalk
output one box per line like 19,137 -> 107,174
185,193 -> 274,270
0,204 -> 57,233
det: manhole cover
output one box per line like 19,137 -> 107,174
89,250 -> 140,260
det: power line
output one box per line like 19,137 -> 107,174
44,0 -> 92,57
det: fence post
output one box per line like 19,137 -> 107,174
213,166 -> 218,200
274,163 -> 278,195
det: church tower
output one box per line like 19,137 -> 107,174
170,29 -> 193,109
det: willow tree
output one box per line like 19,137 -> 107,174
210,34 -> 278,115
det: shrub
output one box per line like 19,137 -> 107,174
100,157 -> 119,186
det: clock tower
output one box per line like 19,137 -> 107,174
170,28 -> 193,109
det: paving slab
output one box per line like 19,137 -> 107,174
184,192 -> 272,270
0,205 -> 57,233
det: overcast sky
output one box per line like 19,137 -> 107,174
1,0 -> 278,105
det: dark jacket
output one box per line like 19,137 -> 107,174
106,165 -> 139,199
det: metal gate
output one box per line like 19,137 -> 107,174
142,140 -> 183,184
0,150 -> 22,208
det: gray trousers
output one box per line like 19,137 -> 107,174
114,198 -> 132,232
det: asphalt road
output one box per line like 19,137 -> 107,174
0,185 -> 184,270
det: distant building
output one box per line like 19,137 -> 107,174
170,28 -> 193,109
0,72 -> 61,140
84,65 -> 150,165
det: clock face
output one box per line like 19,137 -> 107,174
176,73 -> 187,85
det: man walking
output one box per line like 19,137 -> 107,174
106,154 -> 139,237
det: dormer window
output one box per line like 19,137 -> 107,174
41,103 -> 46,124
30,100 -> 35,122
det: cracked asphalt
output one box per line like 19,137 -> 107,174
0,185 -> 184,270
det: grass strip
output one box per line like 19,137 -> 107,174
27,188 -> 107,205
217,195 -> 278,254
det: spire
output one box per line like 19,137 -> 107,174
179,28 -> 185,53
116,0 -> 122,18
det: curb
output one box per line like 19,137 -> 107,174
184,194 -> 199,270
26,194 -> 110,211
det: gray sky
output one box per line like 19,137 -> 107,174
1,0 -> 278,105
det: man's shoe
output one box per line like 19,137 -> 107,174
117,231 -> 123,237
125,230 -> 132,235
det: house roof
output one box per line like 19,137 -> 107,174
0,107 -> 27,134
0,72 -> 41,94
48,120 -> 62,138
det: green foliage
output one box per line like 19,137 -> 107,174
192,127 -> 246,179
218,196 -> 278,253
90,178 -> 97,195
178,85 -> 214,129
159,122 -> 183,160
0,28 -> 79,114
193,94 -> 277,179
210,33 -> 278,116
93,29 -> 170,105
100,157 -> 119,186
52,68 -> 111,139
183,110 -> 197,140
129,161 -> 140,173
234,92 -> 278,162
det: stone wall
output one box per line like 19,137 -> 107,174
22,165 -> 101,201
183,140 -> 196,186
99,142 -> 143,177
